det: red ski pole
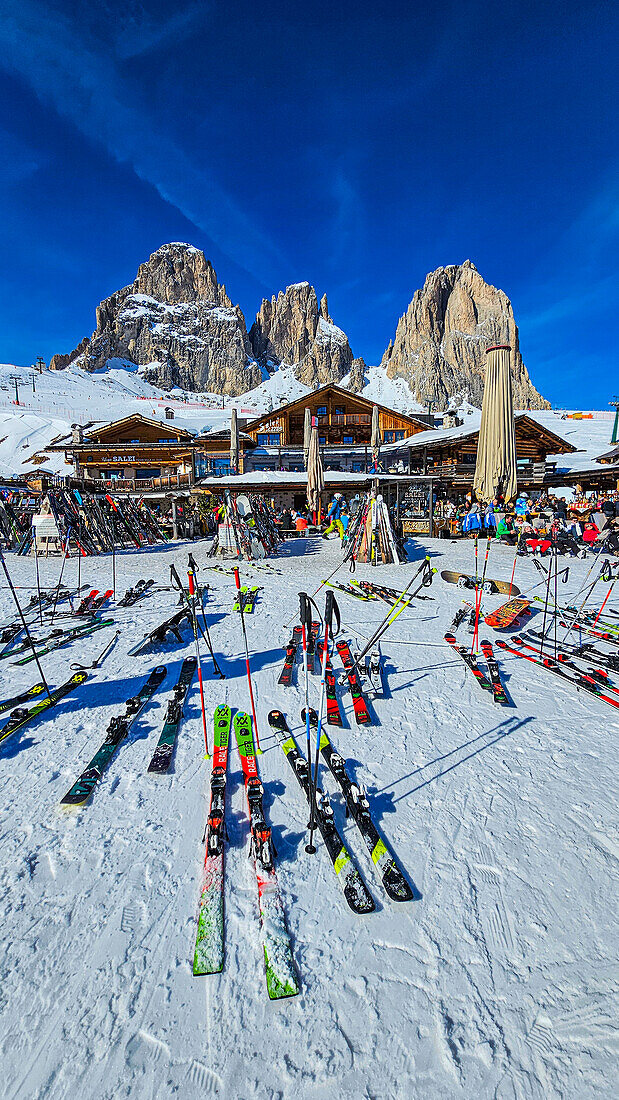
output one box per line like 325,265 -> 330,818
188,566 -> 210,758
234,566 -> 261,752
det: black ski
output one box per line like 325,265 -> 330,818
61,666 -> 167,805
318,724 -> 413,901
147,657 -> 197,773
267,710 -> 375,914
278,626 -> 302,686
127,609 -> 190,656
445,633 -> 493,693
0,681 -> 47,714
480,639 -> 509,704
0,673 -> 88,746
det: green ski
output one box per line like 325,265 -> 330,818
235,712 -> 299,999
193,704 -> 231,975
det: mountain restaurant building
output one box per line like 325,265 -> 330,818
243,384 -> 428,473
50,415 -> 199,490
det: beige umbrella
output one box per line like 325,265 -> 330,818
303,407 -> 311,469
230,408 -> 239,474
473,344 -> 518,504
370,403 -> 380,476
306,420 -> 324,524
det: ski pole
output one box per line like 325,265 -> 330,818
306,589 -> 337,854
171,563 -> 224,677
299,592 -> 312,768
234,565 -> 261,753
188,565 -> 210,758
355,557 -> 434,668
71,629 -> 120,671
0,546 -> 53,702
49,527 -> 72,625
472,538 -> 491,654
34,543 -> 43,626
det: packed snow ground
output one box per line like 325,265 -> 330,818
0,535 -> 617,1099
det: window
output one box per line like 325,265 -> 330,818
383,430 -> 406,443
135,468 -> 160,479
343,435 -> 353,444
334,405 -> 345,415
319,435 -> 326,445
316,405 -> 327,416
351,461 -> 364,472
211,459 -> 231,477
257,432 -> 280,445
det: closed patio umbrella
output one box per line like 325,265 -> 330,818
473,344 -> 518,504
306,419 -> 324,525
303,407 -> 311,469
371,404 -> 380,473
230,408 -> 239,474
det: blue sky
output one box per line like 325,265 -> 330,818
0,0 -> 617,407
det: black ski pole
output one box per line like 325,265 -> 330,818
170,563 -> 224,678
306,589 -> 339,854
0,546 -> 53,702
34,542 -> 43,626
71,629 -> 120,671
299,592 -> 313,767
49,527 -> 72,625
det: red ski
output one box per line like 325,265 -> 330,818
335,640 -> 371,725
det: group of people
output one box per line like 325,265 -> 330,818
443,489 -> 619,557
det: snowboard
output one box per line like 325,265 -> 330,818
440,570 -> 520,597
484,597 -> 531,629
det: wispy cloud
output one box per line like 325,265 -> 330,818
0,0 -> 285,285
0,128 -> 42,184
113,1 -> 209,60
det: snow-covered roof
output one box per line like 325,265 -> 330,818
199,470 -> 433,488
380,411 -> 577,455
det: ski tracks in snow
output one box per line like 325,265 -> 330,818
0,541 -> 617,1097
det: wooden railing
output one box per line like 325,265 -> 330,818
408,461 -> 557,482
74,472 -> 193,492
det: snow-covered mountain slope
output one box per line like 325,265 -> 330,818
0,360 -> 615,479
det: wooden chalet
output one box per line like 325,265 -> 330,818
381,413 -> 578,490
49,414 -> 198,490
244,384 -> 428,449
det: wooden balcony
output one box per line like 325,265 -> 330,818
74,472 -> 193,493
407,460 -> 557,483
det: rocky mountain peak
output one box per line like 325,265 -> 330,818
249,282 -> 353,387
50,244 -> 261,396
132,242 -> 231,308
381,261 -> 549,409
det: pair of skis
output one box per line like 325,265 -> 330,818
233,586 -> 260,614
497,637 -> 619,710
118,579 -> 155,607
12,618 -> 114,665
444,634 -> 509,705
61,659 -> 197,803
193,708 -> 299,1000
270,710 -> 412,905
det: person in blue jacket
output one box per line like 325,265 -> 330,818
462,503 -> 482,536
322,493 -> 345,539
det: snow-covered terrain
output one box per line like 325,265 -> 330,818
0,534 -> 617,1099
0,360 -> 615,482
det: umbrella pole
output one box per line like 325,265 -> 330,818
472,538 -> 491,653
